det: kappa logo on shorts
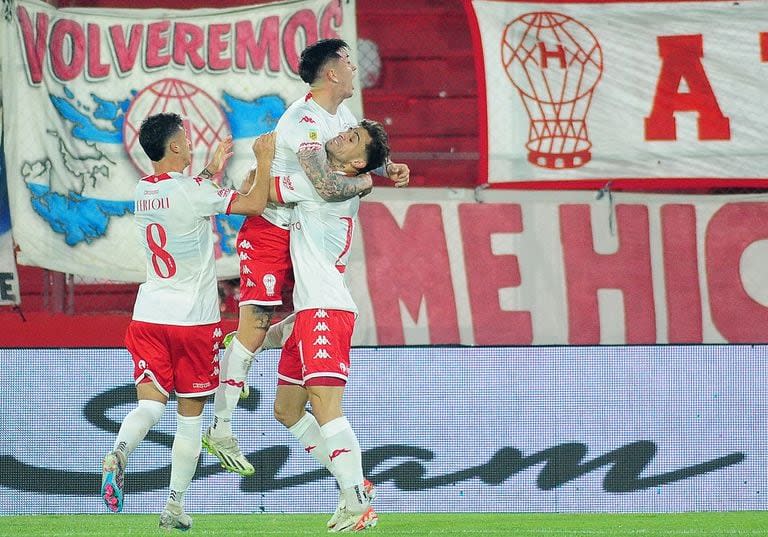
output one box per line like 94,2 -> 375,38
313,322 -> 330,332
246,279 -> 256,287
213,328 -> 222,338
242,266 -> 252,275
239,252 -> 251,261
314,349 -> 332,359
238,240 -> 253,250
138,360 -> 147,370
314,335 -> 330,345
314,309 -> 329,318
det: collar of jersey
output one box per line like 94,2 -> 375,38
141,173 -> 173,183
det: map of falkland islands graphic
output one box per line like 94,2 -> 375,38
26,80 -> 285,251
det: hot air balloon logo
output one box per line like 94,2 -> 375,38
501,12 -> 603,169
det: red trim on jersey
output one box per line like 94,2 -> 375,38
225,192 -> 238,214
334,216 -> 353,273
274,176 -> 285,204
141,173 -> 172,183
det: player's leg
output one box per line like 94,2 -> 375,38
297,309 -> 377,531
160,395 -> 207,531
205,218 -> 292,474
160,324 -> 221,531
204,304 -> 272,475
102,321 -> 169,513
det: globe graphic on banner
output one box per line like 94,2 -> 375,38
123,78 -> 230,177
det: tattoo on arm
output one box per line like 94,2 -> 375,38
298,147 -> 371,202
198,168 -> 213,180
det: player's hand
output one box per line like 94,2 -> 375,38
205,135 -> 234,176
387,162 -> 410,188
358,185 -> 373,198
253,132 -> 276,164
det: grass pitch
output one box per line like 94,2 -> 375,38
0,512 -> 764,536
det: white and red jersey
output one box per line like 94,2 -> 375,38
132,172 -> 237,325
258,92 -> 357,230
275,172 -> 359,314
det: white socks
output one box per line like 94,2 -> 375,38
211,335 -> 255,438
320,417 -> 366,512
288,412 -> 333,472
168,413 -> 202,507
113,399 -> 166,457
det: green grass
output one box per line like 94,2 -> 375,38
0,512 -> 764,536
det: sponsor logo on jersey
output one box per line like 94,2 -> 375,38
314,349 -> 332,359
298,141 -> 323,152
314,335 -> 331,345
339,362 -> 348,374
192,381 -> 212,389
217,188 -> 232,198
280,176 -> 294,191
300,115 -> 316,124
314,322 -> 330,332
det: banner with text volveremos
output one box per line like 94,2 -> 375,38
470,0 -> 768,184
0,345 -> 763,514
0,0 -> 358,281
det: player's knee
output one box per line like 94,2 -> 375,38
273,399 -> 302,427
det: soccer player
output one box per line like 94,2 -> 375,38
203,38 -> 408,476
99,112 -> 275,530
271,119 -> 389,532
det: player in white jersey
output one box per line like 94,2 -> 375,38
271,119 -> 389,532
204,39 -> 409,479
100,112 -> 275,531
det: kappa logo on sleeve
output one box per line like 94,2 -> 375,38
299,115 -> 316,124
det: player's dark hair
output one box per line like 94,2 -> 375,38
139,112 -> 184,162
359,119 -> 390,174
299,38 -> 349,85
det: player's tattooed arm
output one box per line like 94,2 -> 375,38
297,146 -> 372,202
245,305 -> 274,330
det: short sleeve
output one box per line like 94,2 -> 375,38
183,177 -> 237,216
274,172 -> 322,204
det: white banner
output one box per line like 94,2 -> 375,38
349,189 -> 768,345
1,99 -> 20,306
0,345 -> 763,514
470,0 -> 768,183
1,0 -> 359,281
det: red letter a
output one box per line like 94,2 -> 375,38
645,35 -> 730,141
